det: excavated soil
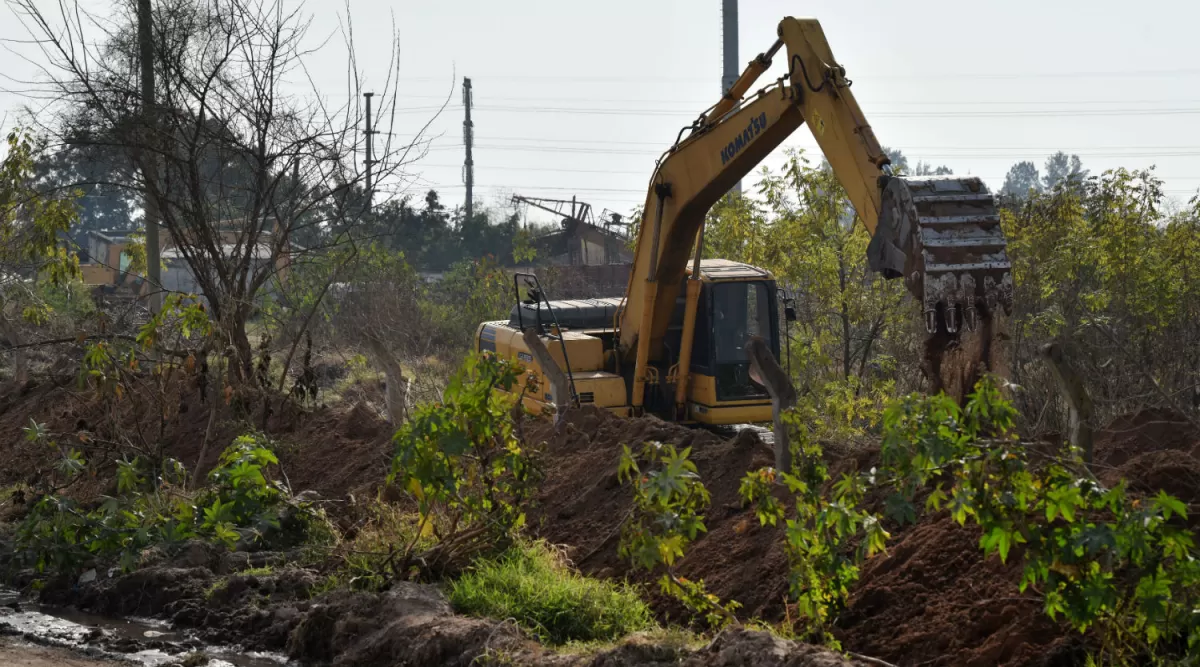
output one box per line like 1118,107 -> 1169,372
17,544 -> 866,667
922,309 -> 1010,406
530,404 -> 1200,667
3,377 -> 1200,666
529,409 -> 790,624
0,378 -> 393,508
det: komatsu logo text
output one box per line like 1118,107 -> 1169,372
720,113 -> 769,165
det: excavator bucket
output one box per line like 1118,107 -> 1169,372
868,175 -> 1013,333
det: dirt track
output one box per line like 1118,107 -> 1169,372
0,638 -> 119,666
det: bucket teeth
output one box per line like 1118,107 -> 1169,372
877,176 -> 1013,333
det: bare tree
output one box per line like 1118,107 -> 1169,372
7,0 -> 444,383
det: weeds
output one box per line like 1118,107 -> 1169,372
12,433 -> 331,578
449,540 -> 654,645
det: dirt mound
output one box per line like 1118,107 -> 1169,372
531,405 -> 1200,667
0,379 -> 393,507
837,517 -> 1083,667
1092,408 -> 1200,468
530,407 -> 791,621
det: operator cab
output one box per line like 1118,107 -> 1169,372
653,259 -> 783,417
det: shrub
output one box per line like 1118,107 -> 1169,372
449,541 -> 653,645
12,432 -> 328,578
617,441 -> 740,628
741,376 -> 1200,661
388,352 -> 541,577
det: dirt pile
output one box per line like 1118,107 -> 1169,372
530,405 -> 1200,667
530,407 -> 792,622
0,378 -> 394,505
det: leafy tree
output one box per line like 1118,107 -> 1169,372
881,147 -> 909,173
618,441 -> 741,628
706,149 -> 910,399
1002,167 -> 1198,430
741,378 -> 1200,662
388,352 -> 542,578
0,129 -> 84,382
1001,160 -> 1043,199
912,161 -> 953,176
1043,151 -> 1090,190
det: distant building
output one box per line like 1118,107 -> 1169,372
79,220 -> 295,302
534,218 -> 632,266
80,229 -> 144,293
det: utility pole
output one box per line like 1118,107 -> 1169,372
364,92 -> 376,208
721,0 -> 741,196
137,0 -> 162,312
462,77 -> 474,224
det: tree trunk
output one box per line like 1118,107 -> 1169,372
364,337 -> 408,425
1040,342 -> 1094,464
747,336 -> 797,474
0,314 -> 28,385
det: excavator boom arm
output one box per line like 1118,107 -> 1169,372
618,16 -> 1012,409
620,17 -> 890,352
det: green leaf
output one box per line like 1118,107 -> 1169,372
1154,491 -> 1187,521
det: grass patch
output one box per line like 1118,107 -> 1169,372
203,578 -> 228,600
449,540 -> 654,645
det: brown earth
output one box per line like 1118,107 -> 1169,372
23,544 -> 867,667
0,378 -> 394,508
0,637 -> 120,667
529,404 -> 1200,667
2,378 -> 1199,667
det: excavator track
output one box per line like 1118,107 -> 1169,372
871,175 -> 1013,333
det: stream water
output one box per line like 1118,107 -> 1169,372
0,588 -> 290,667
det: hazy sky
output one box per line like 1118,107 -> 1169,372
5,0 -> 1200,226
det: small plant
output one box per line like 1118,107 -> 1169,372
194,433 -> 323,549
12,434 -> 328,579
449,540 -> 653,645
388,352 -> 541,578
741,376 -> 1200,662
739,425 -> 888,646
618,441 -> 740,629
328,498 -> 435,592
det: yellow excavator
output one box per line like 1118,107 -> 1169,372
474,16 -> 1013,426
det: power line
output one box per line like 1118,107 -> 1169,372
413,164 -> 1200,180
415,144 -> 1200,159
393,182 -> 1200,196
466,137 -> 1200,151
383,93 -> 1200,107
383,69 -> 1200,83
394,104 -> 1200,118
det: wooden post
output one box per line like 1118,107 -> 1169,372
746,336 -> 797,473
1041,342 -> 1094,464
522,329 -> 572,429
365,337 -> 409,425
